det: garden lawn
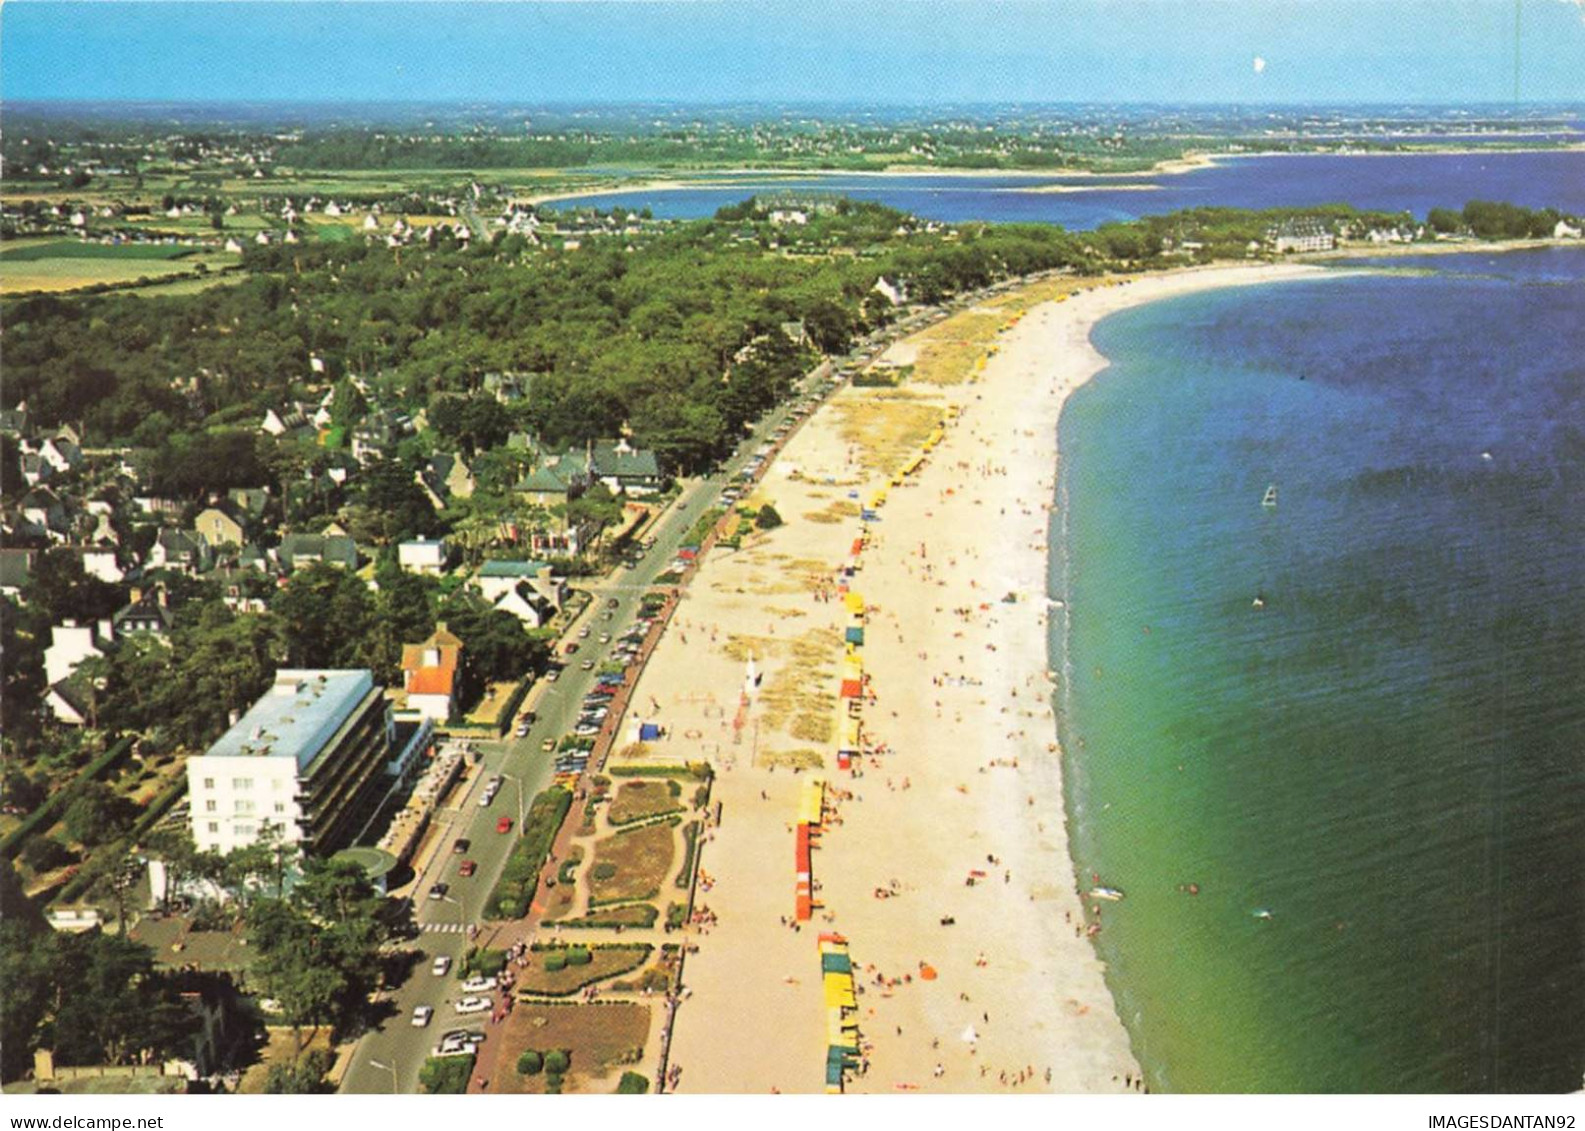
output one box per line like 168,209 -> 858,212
517,944 -> 651,997
586,822 -> 675,907
607,779 -> 684,826
490,1002 -> 651,1095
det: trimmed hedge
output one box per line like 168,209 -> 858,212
419,1053 -> 474,1094
676,820 -> 702,889
460,947 -> 508,978
617,1072 -> 650,1094
126,775 -> 188,842
608,763 -> 712,782
543,903 -> 659,931
488,786 -> 573,919
517,1050 -> 544,1075
0,737 -> 134,861
495,675 -> 535,737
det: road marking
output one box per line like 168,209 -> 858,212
420,922 -> 467,934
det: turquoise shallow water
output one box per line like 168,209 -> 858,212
1051,248 -> 1585,1093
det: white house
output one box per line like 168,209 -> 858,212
38,437 -> 85,474
79,546 -> 124,584
397,537 -> 450,575
873,276 -> 907,306
46,621 -> 108,686
474,560 -> 566,628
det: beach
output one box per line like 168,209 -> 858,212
517,155 -> 1212,208
619,262 -> 1328,1093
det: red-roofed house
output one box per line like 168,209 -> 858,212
400,623 -> 463,722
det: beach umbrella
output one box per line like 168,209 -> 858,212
960,1025 -> 978,1044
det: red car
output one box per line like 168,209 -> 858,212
495,816 -> 514,834
458,859 -> 477,877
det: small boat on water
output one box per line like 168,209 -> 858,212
1089,886 -> 1125,902
1252,908 -> 1274,921
1261,484 -> 1278,509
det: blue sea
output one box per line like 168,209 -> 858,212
550,150 -> 1585,228
1051,246 -> 1585,1092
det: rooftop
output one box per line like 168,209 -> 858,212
200,669 -> 375,769
478,559 -> 553,578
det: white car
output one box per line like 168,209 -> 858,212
411,1005 -> 434,1028
460,975 -> 496,994
478,787 -> 497,808
434,1031 -> 485,1057
431,955 -> 452,976
454,996 -> 492,1015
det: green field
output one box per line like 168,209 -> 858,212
0,241 -> 234,297
0,239 -> 196,262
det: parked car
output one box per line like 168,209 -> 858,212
564,642 -> 580,655
478,787 -> 497,808
452,838 -> 470,855
434,1031 -> 484,1057
579,659 -> 596,671
578,626 -> 591,639
428,882 -> 449,901
514,720 -> 531,738
545,669 -> 560,683
431,955 -> 452,976
541,738 -> 557,753
411,1005 -> 434,1028
460,975 -> 495,994
458,859 -> 477,878
454,997 -> 492,1015
598,633 -> 612,644
496,816 -> 514,834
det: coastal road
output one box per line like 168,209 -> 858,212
340,371 -> 828,1093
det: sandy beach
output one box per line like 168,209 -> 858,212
619,261 -> 1327,1093
518,155 -> 1211,208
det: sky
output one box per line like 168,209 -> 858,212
2,0 -> 1583,106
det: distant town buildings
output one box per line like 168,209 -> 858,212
1268,218 -> 1337,254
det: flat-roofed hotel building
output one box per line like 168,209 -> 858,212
187,669 -> 392,855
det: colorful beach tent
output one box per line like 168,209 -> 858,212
845,625 -> 865,646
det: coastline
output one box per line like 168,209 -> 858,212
517,154 -> 1210,207
617,260 -> 1327,1092
516,143 -> 1584,209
